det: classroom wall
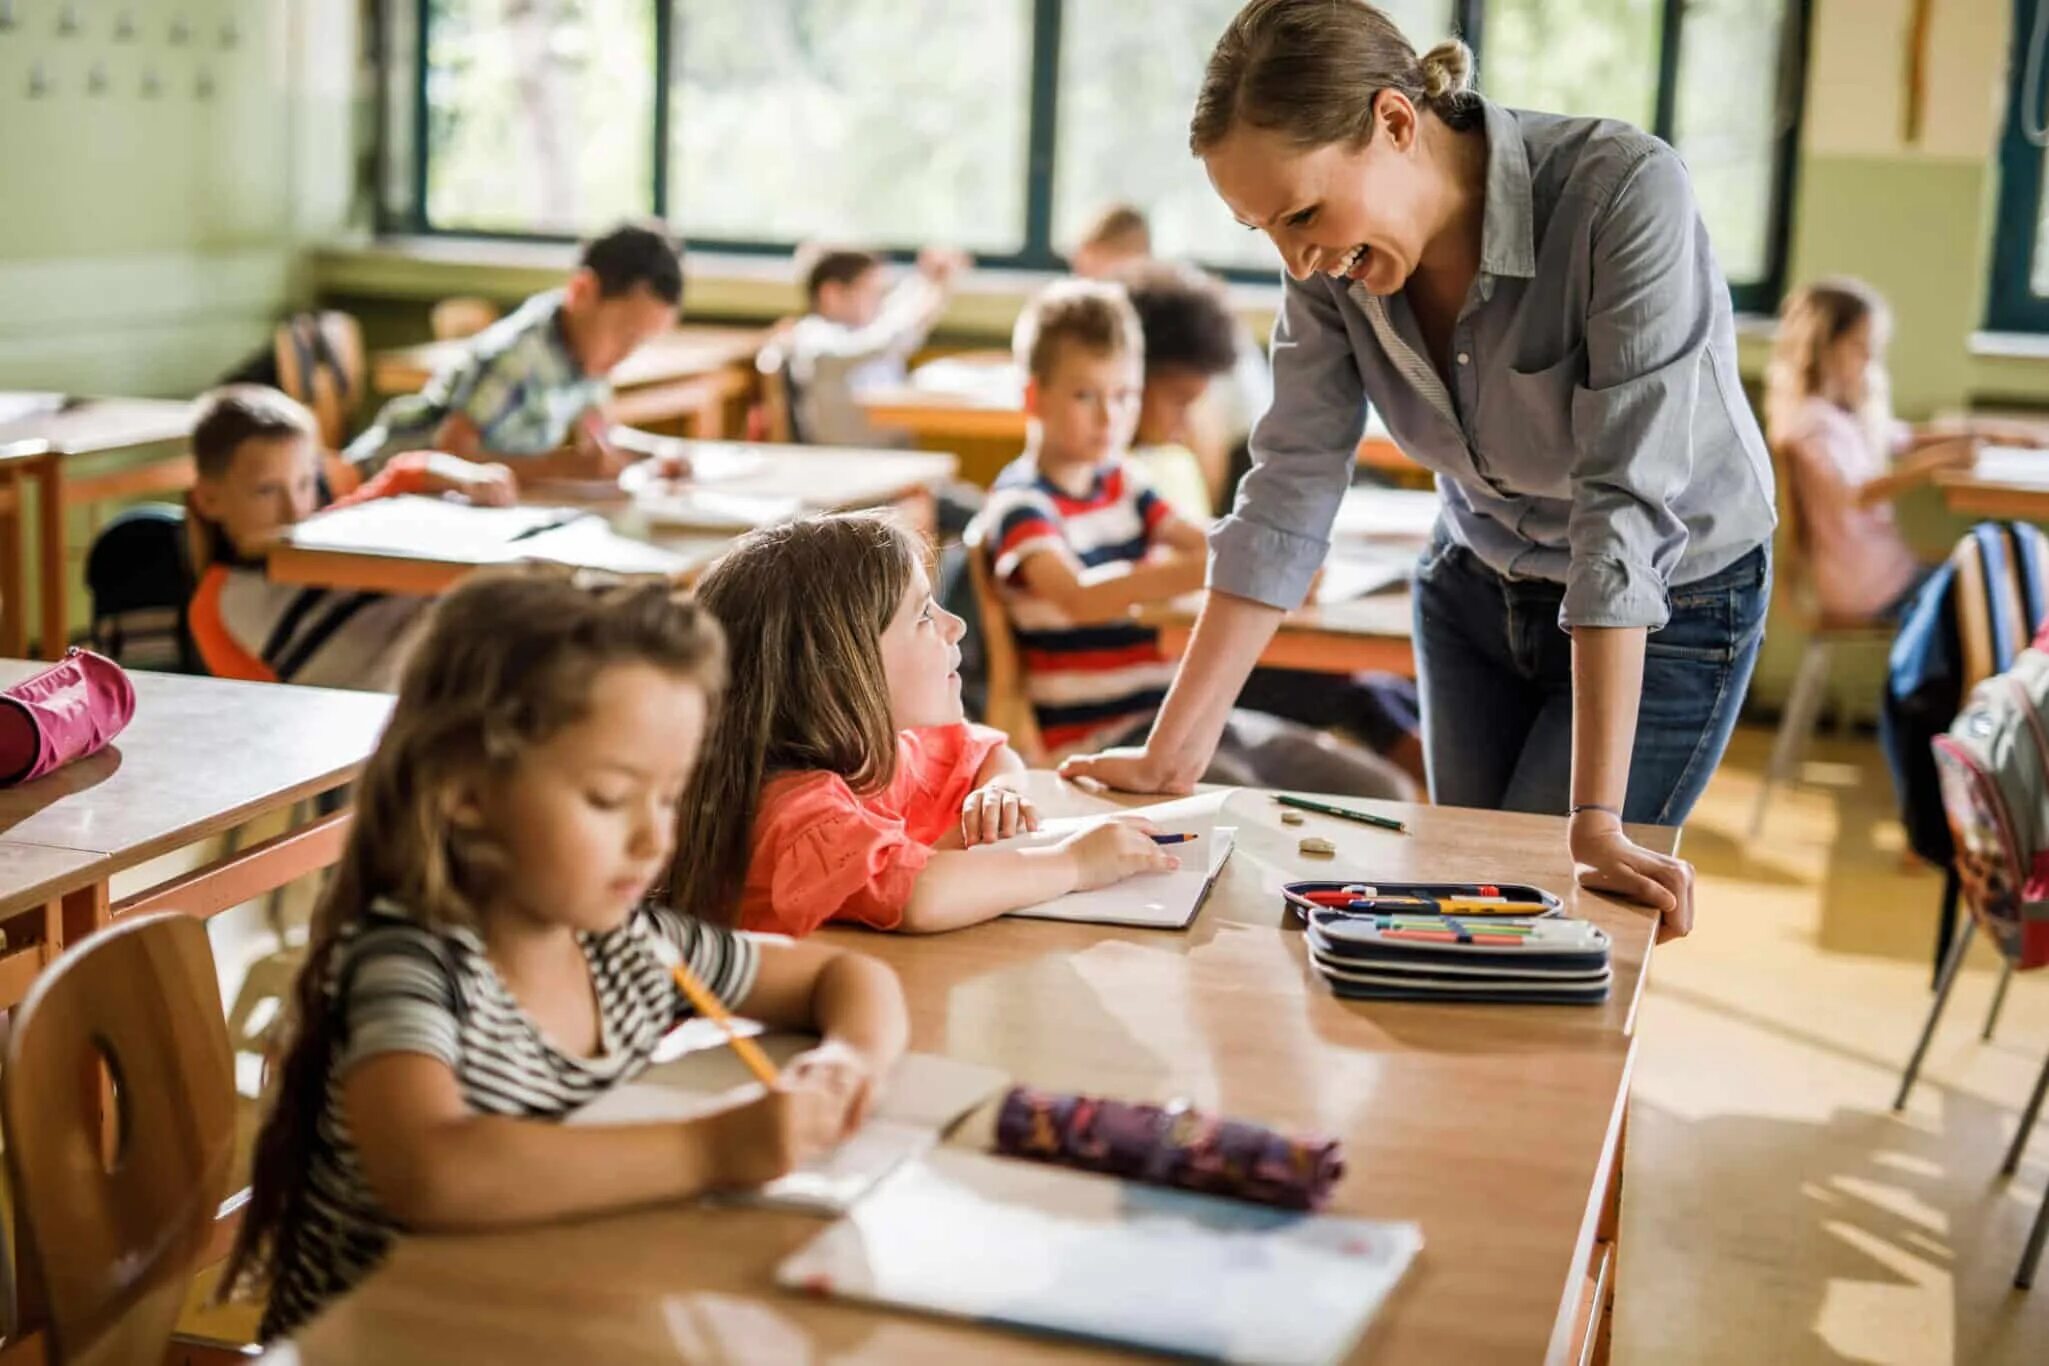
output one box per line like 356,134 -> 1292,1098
0,0 -> 362,397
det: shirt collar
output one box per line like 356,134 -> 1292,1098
1477,97 -> 1537,281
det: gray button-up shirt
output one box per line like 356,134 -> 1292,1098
1210,97 -> 1776,630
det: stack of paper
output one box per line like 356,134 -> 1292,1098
285,496 -> 579,561
777,1148 -> 1422,1365
993,790 -> 1237,929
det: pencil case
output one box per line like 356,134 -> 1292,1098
1281,878 -> 1564,923
0,648 -> 136,786
992,1086 -> 1344,1211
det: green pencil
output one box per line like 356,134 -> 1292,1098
1275,792 -> 1408,834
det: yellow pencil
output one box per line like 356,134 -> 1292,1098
668,957 -> 781,1087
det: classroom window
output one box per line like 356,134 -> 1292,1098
418,0 -> 656,236
391,0 -> 1806,306
1989,0 -> 2049,331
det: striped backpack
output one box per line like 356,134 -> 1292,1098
1932,631 -> 2049,970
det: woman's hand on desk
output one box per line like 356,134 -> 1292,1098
1058,746 -> 1200,796
1568,808 -> 1695,941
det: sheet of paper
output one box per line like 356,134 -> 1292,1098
286,496 -> 579,561
776,1148 -> 1423,1366
997,790 -> 1238,929
1330,487 -> 1440,543
1972,444 -> 2049,487
567,1039 -> 1010,1212
513,517 -> 691,577
632,487 -> 805,531
0,392 -> 67,432
617,442 -> 768,488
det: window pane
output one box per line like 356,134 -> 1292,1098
1055,0 -> 1458,274
1478,0 -> 1660,129
423,0 -> 654,235
669,1 -> 1030,254
2034,151 -> 2049,297
1672,0 -> 1788,287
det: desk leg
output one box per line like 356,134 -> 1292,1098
1592,1107 -> 1626,1366
60,879 -> 110,948
0,470 -> 24,659
35,458 -> 65,659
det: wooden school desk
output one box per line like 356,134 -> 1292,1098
1144,586 -> 1418,676
1935,444 -> 2049,520
371,324 -> 769,438
0,394 -> 197,658
0,663 -> 392,1011
265,444 -> 959,598
268,777 -> 1673,1366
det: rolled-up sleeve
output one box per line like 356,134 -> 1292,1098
1563,147 -> 1709,630
1208,272 -> 1366,611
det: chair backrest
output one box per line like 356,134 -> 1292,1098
3,913 -> 236,1366
429,295 -> 501,342
273,311 -> 366,454
1950,522 -> 2049,694
963,516 -> 1045,765
751,318 -> 803,444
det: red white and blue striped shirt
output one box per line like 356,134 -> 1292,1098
985,454 -> 1179,757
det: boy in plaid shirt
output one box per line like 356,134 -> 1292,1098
346,221 -> 683,483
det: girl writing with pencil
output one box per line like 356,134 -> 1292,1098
670,513 -> 1176,937
224,569 -> 908,1341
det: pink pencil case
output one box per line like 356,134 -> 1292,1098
0,648 -> 136,785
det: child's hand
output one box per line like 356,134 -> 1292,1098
783,1038 -> 882,1130
917,245 -> 971,286
1060,817 -> 1176,892
708,1075 -> 855,1189
454,462 -> 519,507
960,781 -> 1040,847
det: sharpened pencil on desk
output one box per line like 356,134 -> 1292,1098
1151,832 -> 1200,845
1274,793 -> 1408,833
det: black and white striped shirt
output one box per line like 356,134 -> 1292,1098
262,899 -> 761,1340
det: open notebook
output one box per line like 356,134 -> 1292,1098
284,496 -> 581,561
568,1029 -> 1008,1214
777,1148 -> 1422,1365
995,790 -> 1236,929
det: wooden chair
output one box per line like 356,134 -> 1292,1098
1746,451 -> 1895,836
272,312 -> 366,456
428,296 -> 500,342
963,516 -> 1045,765
2,913 -> 241,1366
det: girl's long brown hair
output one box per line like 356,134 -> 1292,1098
669,513 -> 920,926
1764,276 -> 1893,458
223,567 -> 723,1306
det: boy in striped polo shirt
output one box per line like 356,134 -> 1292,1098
979,280 -> 1408,797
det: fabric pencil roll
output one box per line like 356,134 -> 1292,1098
992,1085 -> 1344,1211
0,648 -> 137,786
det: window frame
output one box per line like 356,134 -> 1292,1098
386,0 -> 1809,309
1990,0 -> 2049,332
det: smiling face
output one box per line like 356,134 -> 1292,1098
1202,92 -> 1436,294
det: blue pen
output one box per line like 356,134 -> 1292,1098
1151,832 -> 1200,845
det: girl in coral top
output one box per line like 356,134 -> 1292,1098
670,513 -> 1173,935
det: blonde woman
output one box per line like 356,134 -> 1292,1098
1766,277 -> 2034,622
1065,0 -> 1781,940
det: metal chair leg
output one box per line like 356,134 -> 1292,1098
1932,869 -> 1960,988
1895,916 -> 1975,1111
2002,1045 -> 2049,1177
1984,959 -> 2015,1041
1749,638 -> 1833,838
2020,1173 -> 2049,1289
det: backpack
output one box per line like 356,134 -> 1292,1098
1931,643 -> 2049,970
85,504 -> 201,673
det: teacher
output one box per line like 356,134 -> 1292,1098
1062,0 -> 1777,940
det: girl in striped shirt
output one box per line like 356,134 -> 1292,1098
224,569 -> 907,1339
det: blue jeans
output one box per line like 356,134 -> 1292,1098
1411,538 -> 1769,825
